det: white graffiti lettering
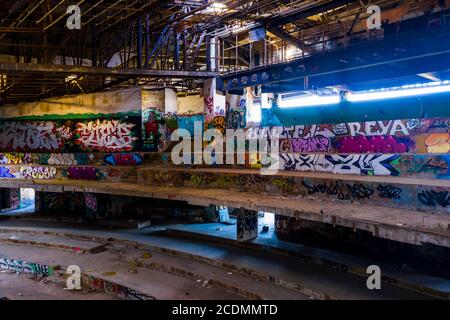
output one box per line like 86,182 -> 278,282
19,166 -> 57,180
75,120 -> 137,152
280,154 -> 400,176
47,153 -> 78,165
0,122 -> 62,151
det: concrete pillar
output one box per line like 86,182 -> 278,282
236,208 -> 258,242
141,89 -> 165,152
84,193 -> 107,220
204,78 -> 226,131
0,188 -> 20,212
141,88 -> 178,152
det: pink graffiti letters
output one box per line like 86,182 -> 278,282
291,135 -> 330,153
337,136 -> 410,153
85,193 -> 98,219
67,167 -> 98,180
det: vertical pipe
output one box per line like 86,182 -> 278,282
235,35 -> 238,71
43,32 -> 48,64
217,39 -> 225,71
175,32 -> 180,70
183,30 -> 187,70
145,15 -> 150,68
91,29 -> 97,67
205,35 -> 211,71
137,18 -> 143,68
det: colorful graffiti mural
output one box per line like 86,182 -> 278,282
0,118 -> 141,153
66,167 -> 99,180
40,192 -> 85,212
279,154 -> 402,176
104,153 -> 143,166
248,117 -> 450,155
0,167 -> 14,178
237,209 -> 258,242
138,168 -> 450,214
19,166 -> 57,180
177,115 -> 203,135
74,119 -> 138,152
337,136 -> 411,153
0,121 -> 63,152
142,108 -> 164,152
226,108 -> 246,130
0,153 -> 32,164
0,256 -> 53,276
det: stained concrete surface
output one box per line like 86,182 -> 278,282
0,238 -> 307,300
3,179 -> 449,248
0,272 -> 117,300
0,219 -> 440,299
166,222 -> 450,299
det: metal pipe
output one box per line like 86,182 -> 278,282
16,0 -> 46,26
36,0 -> 66,24
82,0 -> 123,27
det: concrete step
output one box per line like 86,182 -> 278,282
0,232 -> 107,253
165,226 -> 450,300
0,223 -> 438,300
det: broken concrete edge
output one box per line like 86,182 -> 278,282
0,238 -> 107,254
6,214 -> 151,230
1,179 -> 449,248
165,228 -> 450,300
0,226 -> 446,300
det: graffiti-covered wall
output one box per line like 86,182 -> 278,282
249,117 -> 449,155
0,117 -> 142,153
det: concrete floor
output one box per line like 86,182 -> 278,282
0,231 -> 307,300
0,272 -> 117,300
0,219 -> 444,300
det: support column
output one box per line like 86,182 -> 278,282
0,188 -> 20,212
141,89 -> 165,152
236,208 -> 258,242
204,78 -> 226,131
84,193 -> 107,221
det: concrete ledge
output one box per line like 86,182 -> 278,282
0,179 -> 449,247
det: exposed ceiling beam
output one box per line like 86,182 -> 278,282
0,62 -> 218,78
269,27 -> 313,53
264,0 -> 355,29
